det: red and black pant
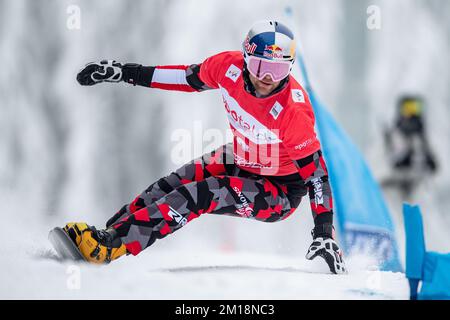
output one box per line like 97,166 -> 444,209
106,143 -> 303,255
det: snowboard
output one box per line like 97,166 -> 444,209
48,227 -> 86,262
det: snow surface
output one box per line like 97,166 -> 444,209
0,210 -> 408,300
2,244 -> 408,300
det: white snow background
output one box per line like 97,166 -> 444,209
0,0 -> 448,299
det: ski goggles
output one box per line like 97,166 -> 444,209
246,56 -> 292,82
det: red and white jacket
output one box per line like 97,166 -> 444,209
122,51 -> 334,230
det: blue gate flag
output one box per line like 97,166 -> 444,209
404,203 -> 450,300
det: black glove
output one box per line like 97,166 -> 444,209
77,60 -> 123,86
306,224 -> 347,274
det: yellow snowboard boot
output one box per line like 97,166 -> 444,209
63,223 -> 127,264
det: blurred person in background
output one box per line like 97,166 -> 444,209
382,95 -> 438,199
53,20 -> 347,274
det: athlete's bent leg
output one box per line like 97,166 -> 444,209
109,175 -> 294,255
106,143 -> 235,227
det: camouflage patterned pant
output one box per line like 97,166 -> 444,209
107,143 -> 298,255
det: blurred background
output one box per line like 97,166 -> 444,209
0,0 -> 449,262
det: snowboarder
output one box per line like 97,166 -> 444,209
382,95 -> 437,198
57,20 -> 346,274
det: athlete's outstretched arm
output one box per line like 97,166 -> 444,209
76,51 -> 236,92
121,63 -> 213,92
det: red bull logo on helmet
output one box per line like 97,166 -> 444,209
244,36 -> 257,55
263,44 -> 284,59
